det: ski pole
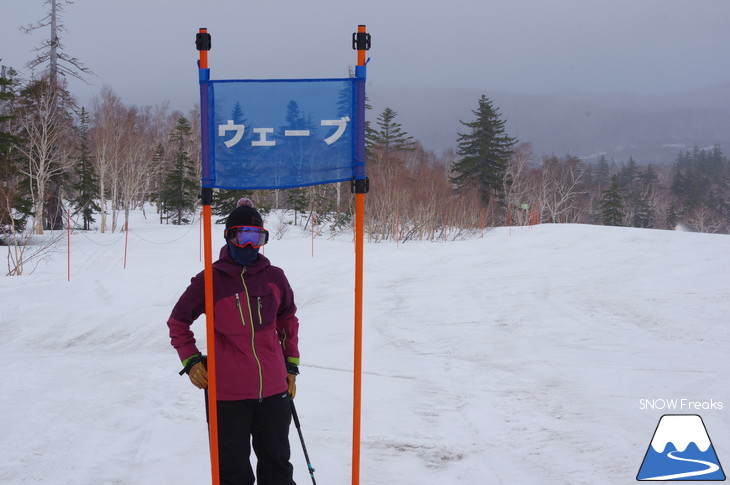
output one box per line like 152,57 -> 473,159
290,400 -> 317,485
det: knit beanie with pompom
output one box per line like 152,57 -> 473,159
225,198 -> 263,235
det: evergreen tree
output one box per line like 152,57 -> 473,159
285,186 -> 308,226
149,144 -> 167,224
611,157 -> 658,229
618,157 -> 639,189
212,189 -> 263,224
210,103 -> 272,224
0,65 -> 32,236
450,95 -> 517,206
631,193 -> 653,228
595,155 -> 611,190
277,100 -> 319,220
343,66 -> 377,162
286,101 -> 316,134
70,107 -> 99,230
631,165 -> 657,229
368,107 -> 415,165
670,146 -> 728,224
229,102 -> 254,160
600,175 -> 625,226
278,100 -> 317,170
363,97 -> 376,162
666,204 -> 680,229
161,117 -> 198,225
336,73 -> 353,120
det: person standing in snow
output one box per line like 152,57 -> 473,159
167,198 -> 299,485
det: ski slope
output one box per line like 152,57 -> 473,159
1,211 -> 729,484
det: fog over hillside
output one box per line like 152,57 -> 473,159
369,83 -> 730,165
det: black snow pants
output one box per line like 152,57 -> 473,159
206,391 -> 296,485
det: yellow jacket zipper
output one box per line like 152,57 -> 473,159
240,268 -> 264,401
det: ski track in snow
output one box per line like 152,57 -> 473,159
1,216 -> 729,484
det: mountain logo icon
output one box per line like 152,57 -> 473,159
637,414 -> 725,481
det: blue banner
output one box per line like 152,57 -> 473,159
199,75 -> 364,190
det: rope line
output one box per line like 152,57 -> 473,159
67,212 -> 204,246
128,221 -> 199,245
69,216 -> 126,246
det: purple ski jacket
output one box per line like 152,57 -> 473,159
167,246 -> 300,401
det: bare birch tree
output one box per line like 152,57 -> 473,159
116,106 -> 155,231
503,143 -> 536,224
13,80 -> 75,234
685,206 -> 726,234
538,155 -> 588,223
90,86 -> 125,233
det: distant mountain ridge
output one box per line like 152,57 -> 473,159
369,83 -> 730,165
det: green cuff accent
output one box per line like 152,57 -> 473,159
182,353 -> 201,367
286,357 -> 300,366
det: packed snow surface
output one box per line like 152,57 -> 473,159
1,211 -> 729,484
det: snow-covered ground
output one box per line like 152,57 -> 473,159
1,210 -> 729,484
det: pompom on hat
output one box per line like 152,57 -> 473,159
237,197 -> 254,209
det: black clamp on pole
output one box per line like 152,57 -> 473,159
196,29 -> 212,51
352,30 -> 371,51
200,188 -> 213,205
351,177 -> 370,194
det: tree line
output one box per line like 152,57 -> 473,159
2,71 -> 730,253
2,0 -> 729,274
506,144 -> 730,233
366,96 -> 730,236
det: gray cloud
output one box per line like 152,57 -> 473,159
2,0 -> 730,110
3,0 -> 730,161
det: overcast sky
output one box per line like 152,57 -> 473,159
2,0 -> 730,112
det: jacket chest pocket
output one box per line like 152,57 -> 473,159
216,294 -> 248,336
246,289 -> 277,328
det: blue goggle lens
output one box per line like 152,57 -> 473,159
228,226 -> 268,248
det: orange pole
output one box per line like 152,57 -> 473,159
199,33 -> 209,70
198,27 -> 220,485
352,23 -> 368,485
357,25 -> 366,66
352,193 -> 364,485
203,205 -> 219,485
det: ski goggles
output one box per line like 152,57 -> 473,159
226,226 -> 269,248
